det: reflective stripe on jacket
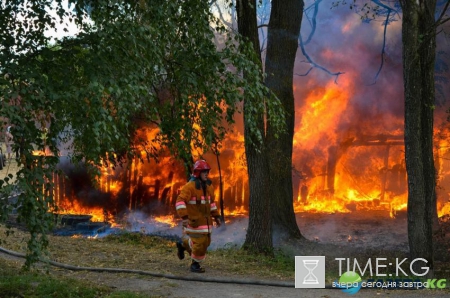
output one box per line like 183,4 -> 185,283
175,180 -> 219,234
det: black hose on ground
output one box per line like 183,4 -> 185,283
2,246 -> 330,288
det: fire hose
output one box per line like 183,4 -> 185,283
0,246 -> 324,288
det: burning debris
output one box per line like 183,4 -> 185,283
45,125 -> 450,240
53,214 -> 111,237
38,89 -> 450,239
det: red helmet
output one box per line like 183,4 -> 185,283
192,160 -> 211,177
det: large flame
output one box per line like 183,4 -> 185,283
49,79 -> 450,223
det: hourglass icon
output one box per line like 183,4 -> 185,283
302,259 -> 319,284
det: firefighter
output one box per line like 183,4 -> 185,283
175,159 -> 221,273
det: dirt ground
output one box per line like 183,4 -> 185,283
1,211 -> 450,297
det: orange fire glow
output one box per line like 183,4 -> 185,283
153,215 -> 177,228
51,78 -> 450,224
57,197 -> 116,225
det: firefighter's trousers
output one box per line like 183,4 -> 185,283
182,233 -> 211,263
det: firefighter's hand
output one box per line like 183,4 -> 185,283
214,217 -> 221,227
182,219 -> 189,228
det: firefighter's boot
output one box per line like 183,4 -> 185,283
176,241 -> 185,260
190,261 -> 205,273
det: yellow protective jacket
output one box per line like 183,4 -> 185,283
175,178 -> 220,234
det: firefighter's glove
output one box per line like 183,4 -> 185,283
214,217 -> 221,227
182,219 -> 189,228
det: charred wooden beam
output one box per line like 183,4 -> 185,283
326,135 -> 404,195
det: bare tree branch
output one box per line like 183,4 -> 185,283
302,0 -> 323,46
370,7 -> 390,85
295,0 -> 344,83
435,0 -> 450,27
256,1 -> 271,63
211,1 -> 233,28
368,0 -> 400,84
296,34 -> 344,83
436,16 -> 450,27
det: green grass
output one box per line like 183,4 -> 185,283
104,232 -> 173,250
210,247 -> 295,278
0,231 -> 296,297
0,260 -> 154,298
104,232 -> 295,279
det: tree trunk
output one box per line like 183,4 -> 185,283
399,0 -> 436,277
265,0 -> 303,238
237,0 -> 273,253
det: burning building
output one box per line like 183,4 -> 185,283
48,2 -> 450,228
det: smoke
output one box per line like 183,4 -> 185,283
57,157 -> 113,209
50,2 -> 450,240
116,212 -> 408,252
297,212 -> 409,252
121,214 -> 296,251
123,211 -> 248,250
125,211 -> 177,235
298,214 -> 339,244
209,217 -> 247,250
295,3 -> 405,133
